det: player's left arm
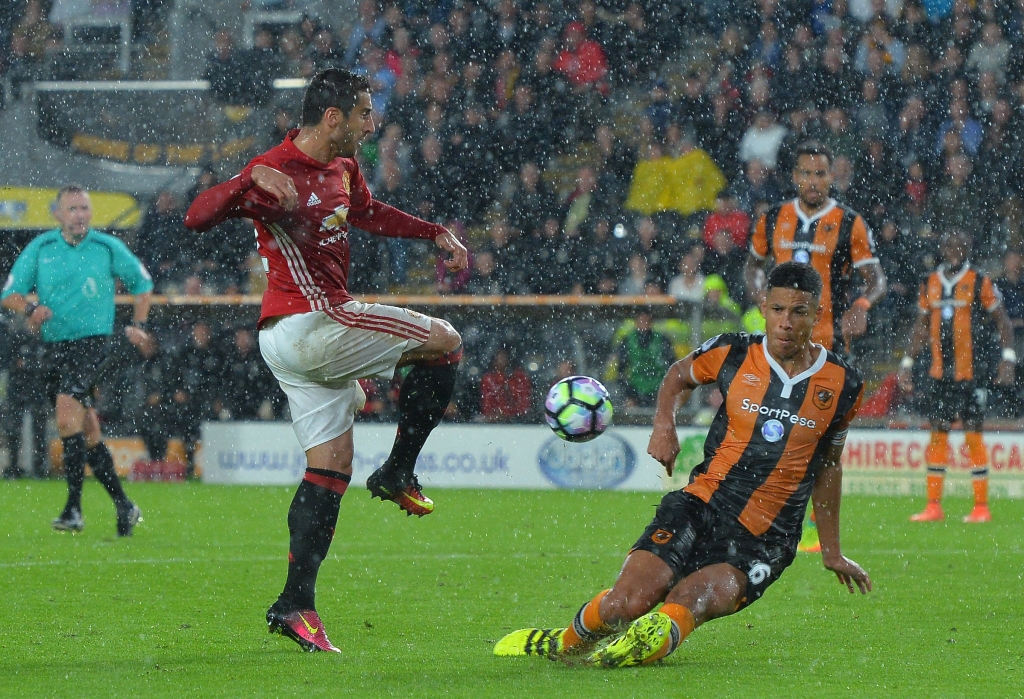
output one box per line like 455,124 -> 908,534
347,169 -> 468,272
986,277 -> 1016,385
841,216 -> 887,340
648,354 -> 700,475
811,444 -> 871,594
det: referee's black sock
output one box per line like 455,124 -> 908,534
87,442 -> 129,507
385,347 -> 461,479
62,433 -> 87,512
278,468 -> 349,611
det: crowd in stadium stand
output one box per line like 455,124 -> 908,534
3,1 -> 1024,474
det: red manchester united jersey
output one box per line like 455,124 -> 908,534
184,130 -> 444,324
685,333 -> 864,539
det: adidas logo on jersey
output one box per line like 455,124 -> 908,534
307,192 -> 321,206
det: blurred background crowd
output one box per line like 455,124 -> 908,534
2,0 -> 1024,475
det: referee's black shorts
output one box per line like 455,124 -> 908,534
44,335 -> 111,407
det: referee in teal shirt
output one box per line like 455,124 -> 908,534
1,185 -> 154,536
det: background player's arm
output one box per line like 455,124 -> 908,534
812,442 -> 872,594
990,303 -> 1016,385
841,262 -> 887,342
647,355 -> 700,476
898,296 -> 930,392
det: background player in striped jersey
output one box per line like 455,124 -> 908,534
494,262 -> 871,667
900,229 -> 1015,523
185,69 -> 467,652
744,140 -> 886,552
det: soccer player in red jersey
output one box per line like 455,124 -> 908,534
185,69 -> 467,652
494,263 -> 871,667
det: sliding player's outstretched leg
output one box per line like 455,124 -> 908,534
494,590 -> 616,659
368,318 -> 461,516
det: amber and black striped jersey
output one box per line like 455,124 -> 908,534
750,199 -> 878,350
684,333 -> 864,540
918,264 -> 1002,382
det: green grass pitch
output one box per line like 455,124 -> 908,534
2,481 -> 1022,698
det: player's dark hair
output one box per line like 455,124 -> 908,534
794,140 -> 833,167
55,184 -> 87,203
767,262 -> 822,298
301,68 -> 371,125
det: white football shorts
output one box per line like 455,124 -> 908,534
259,300 -> 432,450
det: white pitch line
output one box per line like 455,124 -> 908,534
1,547 -> 1016,570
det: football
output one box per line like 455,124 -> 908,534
544,375 -> 613,442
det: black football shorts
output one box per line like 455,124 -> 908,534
632,490 -> 797,610
44,335 -> 111,407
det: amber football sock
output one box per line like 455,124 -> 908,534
560,589 -> 613,651
925,467 -> 946,503
647,602 -> 697,662
971,468 -> 989,507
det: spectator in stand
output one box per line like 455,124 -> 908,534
874,219 -> 921,339
667,245 -> 706,304
220,327 -> 283,421
967,21 -> 1011,81
936,98 -> 983,158
125,330 -> 174,463
738,110 -> 788,170
8,0 -> 57,94
645,79 -> 673,141
733,159 -> 781,218
580,219 -> 629,295
614,311 -> 676,408
507,161 -> 559,236
927,154 -> 985,240
619,253 -> 650,297
135,191 -> 185,292
701,225 -> 747,304
205,30 -> 249,105
703,189 -> 750,252
633,217 -> 673,292
307,27 -> 344,74
0,318 -> 49,479
480,347 -> 532,422
553,21 -> 608,95
169,321 -> 221,475
343,0 -> 386,67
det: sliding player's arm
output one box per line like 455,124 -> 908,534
648,355 -> 700,476
811,443 -> 871,594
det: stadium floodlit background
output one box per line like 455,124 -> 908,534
1,1 -> 1024,696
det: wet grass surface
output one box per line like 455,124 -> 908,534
1,481 -> 1021,698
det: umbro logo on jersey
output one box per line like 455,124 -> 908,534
307,192 -> 321,206
742,373 -> 760,386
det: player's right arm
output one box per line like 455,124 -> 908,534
744,213 -> 770,305
184,164 -> 295,232
898,282 -> 931,391
648,355 -> 700,476
1,241 -> 52,332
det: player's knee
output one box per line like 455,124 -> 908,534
433,318 -> 461,353
601,589 -> 649,625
